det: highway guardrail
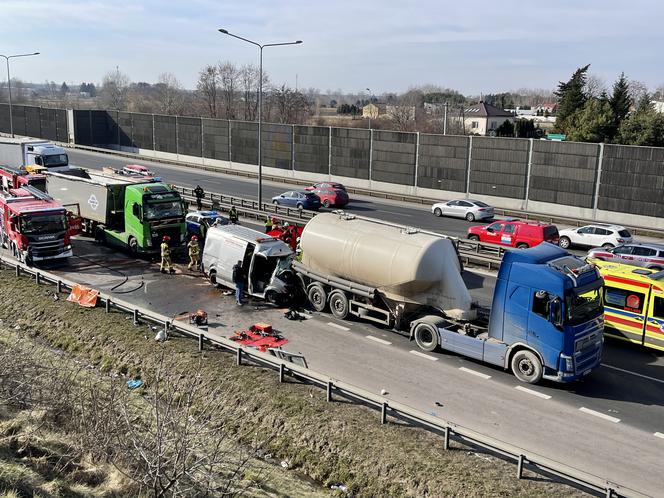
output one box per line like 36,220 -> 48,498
0,255 -> 647,498
63,142 -> 664,239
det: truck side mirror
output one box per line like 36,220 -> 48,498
549,298 -> 563,328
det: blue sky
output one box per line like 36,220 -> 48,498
1,0 -> 663,95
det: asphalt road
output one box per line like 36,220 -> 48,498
58,148 -> 664,495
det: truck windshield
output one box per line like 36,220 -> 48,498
144,201 -> 184,220
42,154 -> 69,168
20,214 -> 67,234
566,288 -> 603,325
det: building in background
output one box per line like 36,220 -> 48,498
463,102 -> 515,136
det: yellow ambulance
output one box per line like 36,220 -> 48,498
590,259 -> 664,351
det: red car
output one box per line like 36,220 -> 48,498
309,187 -> 349,208
305,182 -> 346,191
467,220 -> 559,248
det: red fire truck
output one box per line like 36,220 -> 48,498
0,165 -> 47,193
0,185 -> 74,264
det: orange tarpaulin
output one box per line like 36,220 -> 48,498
66,284 -> 99,308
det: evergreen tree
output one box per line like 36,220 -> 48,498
60,81 -> 69,96
609,72 -> 632,139
566,98 -> 614,143
495,119 -> 515,137
617,95 -> 664,146
554,64 -> 590,134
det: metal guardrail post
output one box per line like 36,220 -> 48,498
198,333 -> 204,352
279,363 -> 285,383
605,487 -> 614,498
381,401 -> 388,424
133,309 -> 139,325
326,381 -> 332,402
105,298 -> 111,313
443,426 -> 450,450
35,271 -> 40,284
236,348 -> 242,366
15,265 -> 19,277
517,454 -> 525,479
57,280 -> 62,293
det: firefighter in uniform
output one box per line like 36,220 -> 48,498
187,235 -> 201,270
264,216 -> 273,233
229,205 -> 238,224
160,235 -> 174,274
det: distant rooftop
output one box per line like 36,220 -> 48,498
463,101 -> 514,118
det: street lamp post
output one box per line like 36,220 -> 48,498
365,87 -> 372,129
0,52 -> 40,138
218,29 -> 301,210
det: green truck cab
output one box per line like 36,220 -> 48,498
45,168 -> 186,254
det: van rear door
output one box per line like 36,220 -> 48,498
644,285 -> 664,351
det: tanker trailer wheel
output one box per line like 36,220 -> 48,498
128,236 -> 139,256
329,290 -> 349,320
510,349 -> 543,384
414,322 -> 439,352
307,283 -> 327,312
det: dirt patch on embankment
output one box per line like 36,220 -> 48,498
0,270 -> 586,497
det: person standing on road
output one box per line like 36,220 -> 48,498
194,185 -> 205,211
264,216 -> 273,233
229,205 -> 238,224
187,235 -> 201,270
160,235 -> 174,274
232,260 -> 245,305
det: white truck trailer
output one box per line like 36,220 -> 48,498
0,137 -> 70,171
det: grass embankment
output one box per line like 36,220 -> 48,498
0,270 -> 586,497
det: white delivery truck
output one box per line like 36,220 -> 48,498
202,225 -> 295,303
0,137 -> 70,171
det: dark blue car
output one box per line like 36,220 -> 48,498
185,210 -> 228,238
271,190 -> 321,210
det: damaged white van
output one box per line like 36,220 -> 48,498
202,224 -> 295,303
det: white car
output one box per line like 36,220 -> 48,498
431,199 -> 494,222
558,224 -> 633,250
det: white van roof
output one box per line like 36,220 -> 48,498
209,224 -> 292,256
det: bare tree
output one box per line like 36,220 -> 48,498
218,62 -> 238,120
628,79 -> 650,104
110,355 -> 252,497
101,68 -> 131,110
584,74 -> 607,98
653,83 -> 664,101
155,73 -> 184,115
269,85 -> 311,124
239,63 -> 260,121
197,65 -> 220,118
386,90 -> 422,131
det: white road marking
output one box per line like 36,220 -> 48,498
327,322 -> 350,331
410,350 -> 439,361
514,385 -> 552,399
365,335 -> 392,345
601,363 -> 664,385
579,407 -> 621,423
654,432 -> 664,440
459,367 -> 492,379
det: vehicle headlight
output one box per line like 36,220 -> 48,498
560,354 -> 574,372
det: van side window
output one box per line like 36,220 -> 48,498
532,292 -> 549,318
652,296 -> 664,319
604,286 -> 645,313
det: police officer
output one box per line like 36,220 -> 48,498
193,185 -> 205,210
187,235 -> 200,270
264,216 -> 273,233
160,235 -> 174,274
229,205 -> 238,224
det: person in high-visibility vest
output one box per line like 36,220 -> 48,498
160,235 -> 174,274
264,216 -> 273,233
187,235 -> 201,270
229,206 -> 238,224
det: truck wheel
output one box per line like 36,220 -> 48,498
558,236 -> 571,249
511,350 -> 543,384
128,237 -> 139,255
209,271 -> 218,287
94,227 -> 106,245
414,322 -> 439,352
329,290 -> 349,320
307,284 -> 327,312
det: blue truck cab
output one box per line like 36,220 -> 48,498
422,243 -> 604,383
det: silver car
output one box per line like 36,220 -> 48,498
431,199 -> 494,222
587,242 -> 664,270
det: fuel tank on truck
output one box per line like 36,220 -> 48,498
300,212 -> 476,320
